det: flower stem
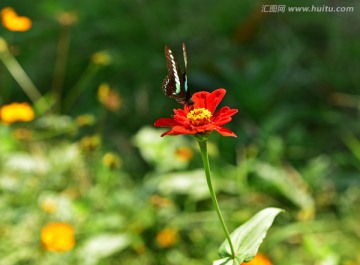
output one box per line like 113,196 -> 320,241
63,63 -> 100,112
197,139 -> 236,259
0,41 -> 42,103
52,25 -> 71,112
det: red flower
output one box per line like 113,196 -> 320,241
154,89 -> 238,137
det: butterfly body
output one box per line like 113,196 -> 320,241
162,43 -> 193,105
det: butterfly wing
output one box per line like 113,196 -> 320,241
182,43 -> 188,74
182,43 -> 192,104
162,45 -> 188,104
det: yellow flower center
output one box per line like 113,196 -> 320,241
186,108 -> 212,126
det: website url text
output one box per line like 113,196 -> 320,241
261,5 -> 354,13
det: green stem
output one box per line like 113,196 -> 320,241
197,139 -> 236,259
52,25 -> 71,112
0,47 -> 42,103
96,105 -> 107,136
63,63 -> 99,112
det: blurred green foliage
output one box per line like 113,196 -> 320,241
1,0 -> 360,264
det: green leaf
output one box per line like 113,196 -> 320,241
79,233 -> 131,265
213,257 -> 242,265
253,162 -> 314,213
218,207 -> 283,263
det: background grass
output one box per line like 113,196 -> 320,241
1,0 -> 360,264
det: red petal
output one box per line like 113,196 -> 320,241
213,106 -> 238,125
192,89 -> 226,113
215,127 -> 237,137
172,125 -> 196,135
184,104 -> 195,113
154,118 -> 179,127
173,108 -> 187,116
201,123 -> 217,132
173,109 -> 188,123
214,117 -> 232,126
213,106 -> 238,118
206,89 -> 226,113
161,129 -> 175,136
192,91 -> 210,109
160,126 -> 192,136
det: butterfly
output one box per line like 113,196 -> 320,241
162,43 -> 193,105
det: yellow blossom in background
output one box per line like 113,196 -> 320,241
174,146 -> 193,162
92,51 -> 111,66
75,114 -> 95,127
0,102 -> 35,124
1,7 -> 32,32
40,198 -> 57,213
134,242 -> 146,254
102,152 -> 122,169
98,83 -> 122,112
41,222 -> 75,252
150,194 -> 173,208
241,253 -> 272,265
79,135 -> 101,152
156,228 -> 178,248
12,128 -> 33,140
56,11 -> 77,26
